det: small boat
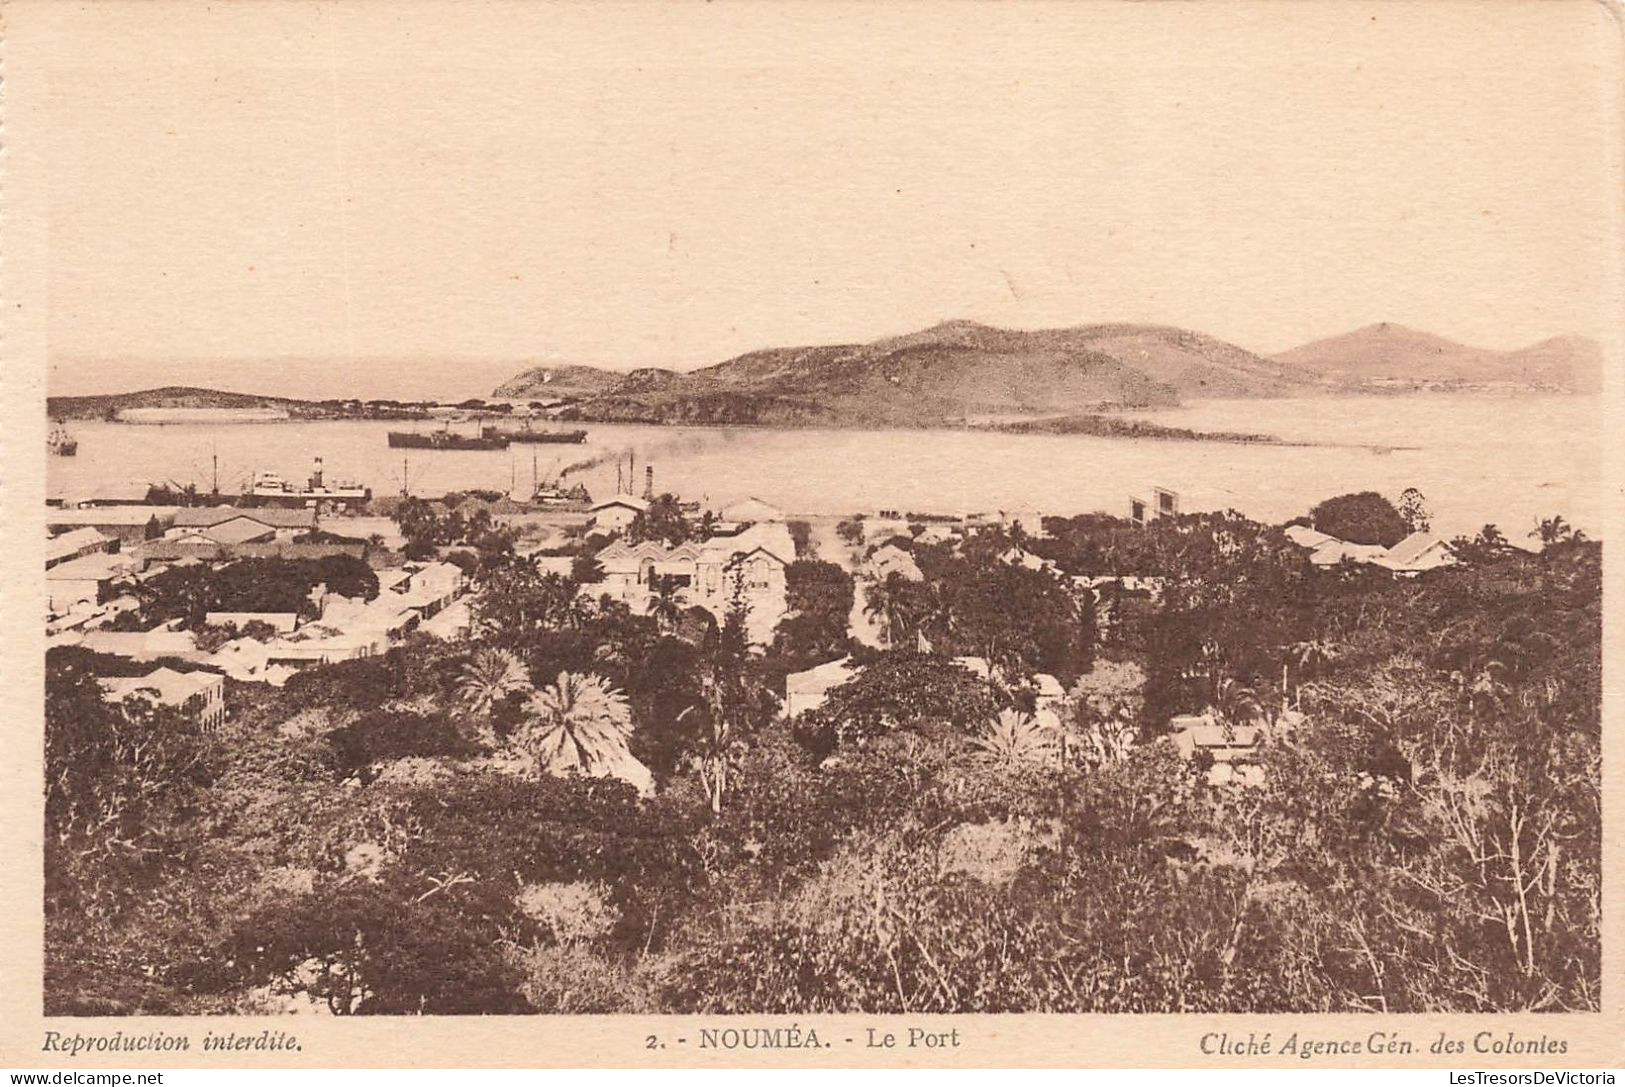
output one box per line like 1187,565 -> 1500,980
388,425 -> 509,451
48,422 -> 78,456
482,423 -> 588,444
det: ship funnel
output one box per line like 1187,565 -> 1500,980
311,456 -> 324,489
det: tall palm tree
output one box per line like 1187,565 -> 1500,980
864,572 -> 928,649
456,648 -> 530,720
649,575 -> 684,632
518,671 -> 635,776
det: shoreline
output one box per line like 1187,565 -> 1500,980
53,409 -> 1431,454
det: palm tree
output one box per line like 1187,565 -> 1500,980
649,575 -> 684,632
456,647 -> 530,721
517,671 -> 635,776
864,572 -> 927,649
861,573 -> 897,646
1214,676 -> 1264,728
1532,515 -> 1584,547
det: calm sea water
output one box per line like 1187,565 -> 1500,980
48,395 -> 1603,541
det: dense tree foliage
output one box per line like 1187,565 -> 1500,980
134,555 -> 378,627
1307,491 -> 1411,547
624,494 -> 693,546
44,506 -> 1600,1016
392,496 -> 515,565
769,560 -> 855,676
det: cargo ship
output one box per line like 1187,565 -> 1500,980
48,423 -> 78,456
482,423 -> 588,444
250,458 -> 372,507
388,425 -> 509,451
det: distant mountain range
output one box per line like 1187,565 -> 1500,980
51,322 -> 1602,429
496,320 -> 1603,426
1273,323 -> 1603,392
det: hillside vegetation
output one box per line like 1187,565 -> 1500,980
503,320 -> 1329,426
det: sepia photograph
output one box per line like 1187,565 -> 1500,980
3,0 -> 1622,1068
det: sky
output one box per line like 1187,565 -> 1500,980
39,1 -> 1623,399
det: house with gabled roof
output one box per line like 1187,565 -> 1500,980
591,522 -> 793,644
168,506 -> 316,541
784,657 -> 859,719
589,494 -> 649,533
867,543 -> 923,583
47,505 -> 179,544
47,527 -> 114,569
99,666 -> 227,729
46,552 -> 138,614
1373,531 -> 1457,576
718,496 -> 784,525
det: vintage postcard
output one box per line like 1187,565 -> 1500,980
1,0 -> 1621,1070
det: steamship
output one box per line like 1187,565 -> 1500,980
387,425 -> 509,451
250,458 -> 372,507
481,422 -> 589,444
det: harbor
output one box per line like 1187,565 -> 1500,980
44,395 -> 1605,542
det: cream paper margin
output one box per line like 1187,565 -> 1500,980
1,0 -> 1622,1069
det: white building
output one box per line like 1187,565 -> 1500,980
1285,524 -> 1453,573
1128,484 -> 1241,526
100,667 -> 227,730
591,522 -> 793,644
1374,532 -> 1457,576
76,627 -> 203,662
718,496 -> 785,525
46,527 -> 114,569
167,506 -> 316,542
589,495 -> 649,533
46,553 -> 137,614
866,543 -> 923,583
47,505 -> 179,544
783,657 -> 859,719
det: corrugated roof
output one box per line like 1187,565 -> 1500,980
48,506 -> 179,528
718,497 -> 784,523
590,495 -> 649,512
705,522 -> 794,565
1383,531 -> 1452,566
171,506 -> 316,529
47,528 -> 111,563
1284,524 -> 1336,549
202,518 -> 278,545
46,553 -> 135,581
